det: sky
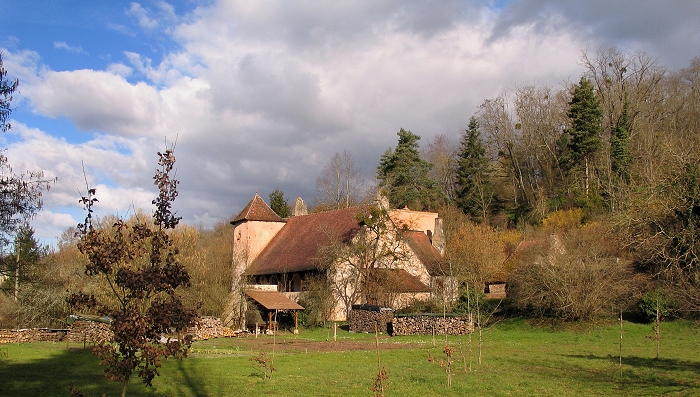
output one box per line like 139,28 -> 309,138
0,0 -> 699,246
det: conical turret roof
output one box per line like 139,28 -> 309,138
231,193 -> 284,224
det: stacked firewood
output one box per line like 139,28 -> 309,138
348,305 -> 394,333
391,315 -> 474,336
65,321 -> 114,343
0,329 -> 67,343
187,316 -> 224,340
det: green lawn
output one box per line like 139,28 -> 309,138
1,319 -> 699,396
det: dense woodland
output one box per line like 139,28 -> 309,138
2,47 -> 700,328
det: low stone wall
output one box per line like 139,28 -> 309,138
348,305 -> 394,333
391,315 -> 473,336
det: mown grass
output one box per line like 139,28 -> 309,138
1,318 -> 699,396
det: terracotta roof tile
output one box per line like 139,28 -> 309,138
231,193 -> 284,224
248,206 -> 368,275
244,290 -> 304,310
372,268 -> 431,293
403,230 -> 446,276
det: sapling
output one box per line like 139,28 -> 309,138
646,298 -> 662,359
250,351 -> 276,380
372,322 -> 387,397
440,344 -> 455,388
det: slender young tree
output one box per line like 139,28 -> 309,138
377,128 -> 443,211
68,149 -> 198,397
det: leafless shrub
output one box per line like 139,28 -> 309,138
508,226 -> 644,322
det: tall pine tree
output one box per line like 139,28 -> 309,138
377,129 -> 443,211
455,117 -> 494,222
563,77 -> 603,196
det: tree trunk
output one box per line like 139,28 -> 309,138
14,247 -> 19,301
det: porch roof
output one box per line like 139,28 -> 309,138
244,290 -> 304,310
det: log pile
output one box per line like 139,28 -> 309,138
65,321 -> 114,343
187,316 -> 225,340
0,329 -> 68,343
348,305 -> 394,333
391,315 -> 473,336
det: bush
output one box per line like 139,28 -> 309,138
638,287 -> 676,322
507,227 -> 644,322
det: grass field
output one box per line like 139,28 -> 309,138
1,318 -> 699,396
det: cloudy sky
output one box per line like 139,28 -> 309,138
1,0 -> 698,245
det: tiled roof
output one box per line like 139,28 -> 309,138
231,193 -> 284,224
372,268 -> 431,293
402,230 -> 446,276
247,206 -> 368,275
244,290 -> 304,310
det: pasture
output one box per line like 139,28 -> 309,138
1,318 -> 699,396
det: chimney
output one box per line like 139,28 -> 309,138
432,217 -> 445,256
291,197 -> 308,217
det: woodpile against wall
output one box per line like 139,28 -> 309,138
348,305 -> 394,333
0,317 -> 243,344
186,316 -> 242,339
0,329 -> 67,343
64,321 -> 113,343
391,315 -> 473,336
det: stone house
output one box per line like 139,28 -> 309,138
230,193 -> 454,321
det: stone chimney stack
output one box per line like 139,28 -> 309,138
291,197 -> 308,217
432,217 -> 445,256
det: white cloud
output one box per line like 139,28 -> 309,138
24,69 -> 162,138
7,0 -> 699,244
53,41 -> 85,54
128,2 -> 159,30
32,210 -> 78,247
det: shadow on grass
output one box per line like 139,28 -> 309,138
563,354 -> 700,391
565,354 -> 700,373
0,345 -> 212,397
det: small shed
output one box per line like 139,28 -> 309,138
244,290 -> 305,333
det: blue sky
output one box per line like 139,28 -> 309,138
1,0 -> 699,246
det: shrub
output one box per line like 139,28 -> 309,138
638,287 -> 676,322
507,227 -> 644,322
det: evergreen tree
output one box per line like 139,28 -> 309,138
563,77 -> 603,195
0,224 -> 45,300
377,129 -> 443,211
611,97 -> 632,181
268,188 -> 291,218
0,54 -> 51,250
455,117 -> 494,222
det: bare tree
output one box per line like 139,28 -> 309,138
315,151 -> 370,210
317,206 -> 409,319
422,134 -> 458,202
